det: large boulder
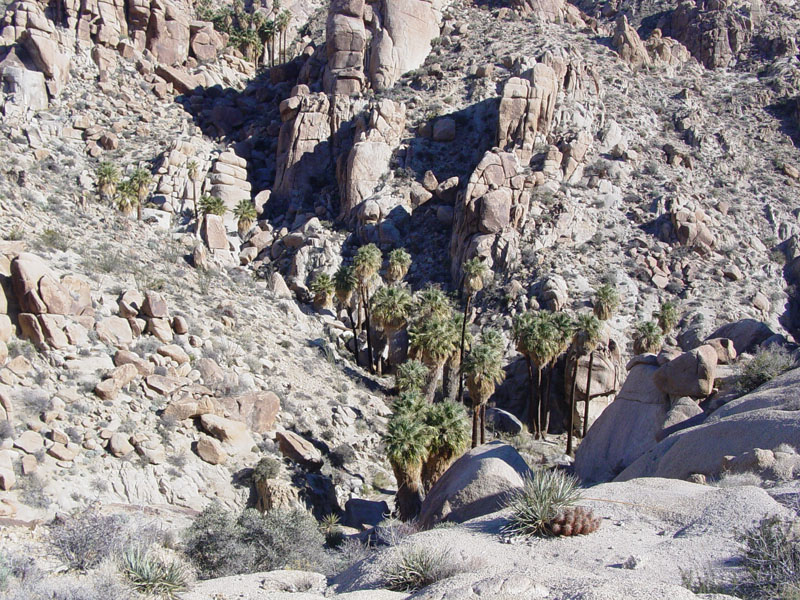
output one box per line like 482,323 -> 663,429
652,344 -> 717,398
705,319 -> 773,355
574,355 -> 669,483
418,441 -> 533,529
617,367 -> 800,481
219,391 -> 280,434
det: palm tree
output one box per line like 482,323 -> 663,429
458,257 -> 488,403
371,285 -> 413,373
593,284 -> 620,321
129,168 -> 152,221
414,285 -> 452,320
310,273 -> 335,310
233,199 -> 257,238
464,337 -> 506,447
543,311 -> 573,436
634,320 -> 663,355
96,162 -> 119,204
353,244 -> 382,373
513,312 -> 559,439
392,389 -> 426,415
115,178 -> 137,216
421,400 -> 469,490
198,194 -> 227,216
408,314 -> 460,403
334,265 -> 359,366
395,359 -> 429,394
443,313 -> 470,402
386,248 -> 412,284
382,412 -> 430,521
655,300 -> 679,335
567,313 -> 602,453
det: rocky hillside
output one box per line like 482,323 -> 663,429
0,0 -> 799,595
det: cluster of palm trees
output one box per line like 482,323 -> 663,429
96,162 -> 152,221
196,0 -> 291,67
198,195 -> 257,238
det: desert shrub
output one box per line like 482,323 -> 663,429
736,516 -> 800,599
714,472 -> 763,488
330,444 -> 356,468
320,513 -> 344,548
252,456 -> 281,481
501,470 -> 588,537
0,555 -> 9,591
0,421 -> 14,440
738,346 -> 796,393
184,504 -> 327,579
382,545 -> 467,592
120,547 -> 188,598
49,508 -> 130,571
18,474 -> 50,509
331,538 -> 372,575
3,567 -> 133,600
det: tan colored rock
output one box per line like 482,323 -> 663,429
0,315 -> 11,343
703,338 -> 737,365
96,316 -> 133,347
200,414 -> 253,451
612,15 -> 652,69
196,435 -> 227,464
164,394 -> 217,420
653,345 -> 717,398
147,317 -> 173,343
14,430 -> 44,454
201,214 -> 228,250
108,433 -> 134,457
276,430 -> 323,470
219,391 -> 280,434
142,291 -> 169,318
118,289 -> 144,318
48,442 -> 77,461
0,467 -> 15,491
157,344 -> 189,364
114,350 -> 155,376
146,374 -> 185,395
172,315 -> 188,334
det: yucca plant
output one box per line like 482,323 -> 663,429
129,167 -> 152,221
354,243 -> 383,373
458,257 -> 488,403
501,470 -> 588,537
655,300 -> 679,335
199,194 -> 227,216
310,273 -> 335,310
383,412 -> 431,521
634,320 -> 663,354
121,546 -> 188,598
334,265 -> 360,366
233,198 -> 257,237
421,400 -> 470,490
593,284 -> 619,321
319,513 -> 344,548
395,359 -> 429,395
96,161 -> 119,203
387,248 -> 412,284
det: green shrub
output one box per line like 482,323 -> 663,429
184,504 -> 327,579
121,547 -> 188,598
501,470 -> 582,537
738,346 -> 797,393
252,457 -> 281,481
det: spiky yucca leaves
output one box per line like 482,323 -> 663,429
121,546 -> 189,598
96,161 -> 119,202
199,194 -> 227,216
116,179 -> 137,216
421,400 -> 470,490
396,359 -> 429,395
408,314 -> 460,403
387,248 -> 412,284
310,273 -> 335,310
383,412 -> 431,521
568,313 -> 604,450
414,285 -> 453,320
634,320 -> 663,354
593,284 -> 620,321
233,199 -> 257,237
464,337 -> 506,447
354,243 -> 383,373
655,300 -> 679,334
501,470 -> 589,538
319,513 -> 344,547
129,167 -> 152,221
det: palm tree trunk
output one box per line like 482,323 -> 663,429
424,361 -> 444,403
137,194 -> 143,221
457,294 -> 472,403
480,403 -> 486,445
536,366 -> 545,439
566,353 -> 580,455
526,356 -> 538,438
392,465 -> 423,522
421,450 -> 454,492
361,286 -> 374,374
582,351 -> 595,438
346,306 -> 360,367
543,362 -> 555,438
471,402 -> 480,448
443,356 -> 459,403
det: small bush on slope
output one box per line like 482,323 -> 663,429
737,516 -> 800,599
738,346 -> 796,393
382,544 -> 477,592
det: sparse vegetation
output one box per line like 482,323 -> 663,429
737,516 -> 800,598
120,547 -> 188,598
738,346 -> 797,393
382,544 -> 469,592
49,508 -> 130,571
